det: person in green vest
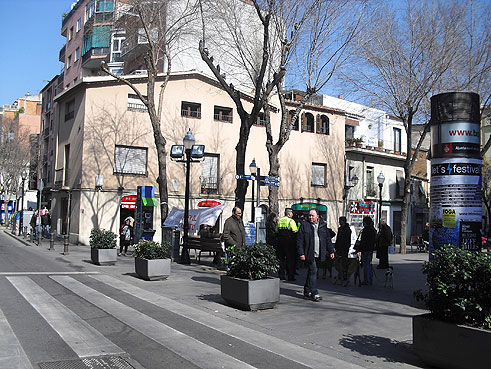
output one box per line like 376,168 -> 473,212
276,208 -> 299,281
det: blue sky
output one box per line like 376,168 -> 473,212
0,0 -> 71,105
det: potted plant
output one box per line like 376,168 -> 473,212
89,228 -> 118,265
220,242 -> 280,310
354,137 -> 363,147
345,137 -> 356,147
412,245 -> 491,369
375,140 -> 384,151
133,239 -> 171,280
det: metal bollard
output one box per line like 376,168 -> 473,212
29,231 -> 33,243
63,235 -> 69,255
49,233 -> 55,251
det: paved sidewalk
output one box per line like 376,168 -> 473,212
3,229 -> 431,369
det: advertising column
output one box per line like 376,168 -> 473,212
430,92 -> 482,253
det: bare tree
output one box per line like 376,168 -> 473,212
100,0 -> 200,244
343,0 -> 468,253
198,0 -> 363,212
0,119 -> 31,223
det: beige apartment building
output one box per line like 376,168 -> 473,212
49,71 -> 346,245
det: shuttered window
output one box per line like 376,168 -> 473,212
201,154 -> 219,194
114,145 -> 147,175
396,170 -> 404,198
311,163 -> 326,187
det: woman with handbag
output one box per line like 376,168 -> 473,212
355,216 -> 377,285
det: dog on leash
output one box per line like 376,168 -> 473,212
384,266 -> 394,288
332,255 -> 361,287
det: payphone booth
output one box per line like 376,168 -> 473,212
134,186 -> 156,243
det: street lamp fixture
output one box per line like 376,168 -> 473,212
170,129 -> 205,264
343,174 -> 359,215
377,172 -> 385,227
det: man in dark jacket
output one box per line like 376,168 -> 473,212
335,216 -> 351,282
355,216 -> 377,285
222,207 -> 246,247
376,218 -> 392,269
297,209 -> 335,302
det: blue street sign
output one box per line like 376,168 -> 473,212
235,174 -> 254,180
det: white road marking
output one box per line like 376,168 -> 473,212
7,276 -> 124,358
91,274 -> 365,369
51,275 -> 257,369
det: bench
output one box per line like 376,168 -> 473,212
186,236 -> 223,261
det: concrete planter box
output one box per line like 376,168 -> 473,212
220,275 -> 280,310
91,248 -> 117,265
413,313 -> 489,369
135,257 -> 171,280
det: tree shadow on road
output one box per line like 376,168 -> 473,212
339,334 -> 428,368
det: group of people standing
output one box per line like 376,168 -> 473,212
222,206 -> 393,302
29,207 -> 51,240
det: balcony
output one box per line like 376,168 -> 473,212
54,168 -> 64,188
81,47 -> 110,69
121,30 -> 153,59
59,45 -> 66,62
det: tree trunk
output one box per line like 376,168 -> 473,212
234,116 -> 252,210
266,144 -> 280,215
400,175 -> 411,254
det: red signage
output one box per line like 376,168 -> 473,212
197,200 -> 222,207
121,195 -> 137,209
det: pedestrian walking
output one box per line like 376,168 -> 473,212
335,216 -> 352,283
41,207 -> 51,239
276,208 -> 298,281
355,216 -> 377,285
30,210 -> 39,240
119,218 -> 133,256
222,207 -> 246,247
376,218 -> 392,269
297,209 -> 335,302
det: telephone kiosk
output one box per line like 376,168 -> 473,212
134,186 -> 156,242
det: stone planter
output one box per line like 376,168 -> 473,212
91,248 -> 117,265
220,275 -> 280,310
413,313 -> 489,369
135,257 -> 171,280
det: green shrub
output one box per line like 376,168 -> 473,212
89,228 -> 117,249
421,245 -> 491,329
132,240 -> 170,259
225,242 -> 279,280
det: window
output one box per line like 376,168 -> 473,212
366,166 -> 375,196
214,106 -> 233,122
317,115 -> 329,134
289,110 -> 299,131
85,2 -> 95,22
201,154 -> 219,194
76,17 -> 82,32
64,144 -> 70,185
75,47 -> 80,61
181,101 -> 201,118
65,99 -> 75,121
255,112 -> 267,126
302,113 -> 315,132
345,125 -> 354,139
111,34 -> 124,63
67,55 -> 72,69
69,27 -> 74,41
393,128 -> 401,152
96,0 -> 114,12
396,170 -> 404,198
311,163 -> 326,187
114,145 -> 147,175
127,94 -> 147,112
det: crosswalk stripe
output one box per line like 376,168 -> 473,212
6,276 -> 124,358
0,306 -> 33,369
50,275 -> 257,369
91,274 -> 365,369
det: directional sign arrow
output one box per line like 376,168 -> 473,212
235,174 -> 254,180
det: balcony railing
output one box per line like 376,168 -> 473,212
128,103 -> 147,112
94,11 -> 114,24
59,45 -> 66,62
214,114 -> 233,122
81,47 -> 110,64
181,110 -> 201,118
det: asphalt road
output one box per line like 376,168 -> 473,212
0,231 -> 431,369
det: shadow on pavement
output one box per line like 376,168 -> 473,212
191,276 -> 220,285
197,293 -> 224,304
339,334 -> 427,368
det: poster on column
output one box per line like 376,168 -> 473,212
430,157 -> 482,251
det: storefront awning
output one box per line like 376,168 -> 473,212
291,202 -> 327,212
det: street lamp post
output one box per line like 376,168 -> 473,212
377,172 -> 385,227
169,129 -> 205,265
248,159 -> 261,242
249,159 -> 257,223
19,171 -> 27,235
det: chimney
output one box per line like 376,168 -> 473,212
338,95 -> 343,99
